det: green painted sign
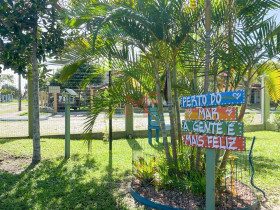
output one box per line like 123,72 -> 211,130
182,120 -> 244,136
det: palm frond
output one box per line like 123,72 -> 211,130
263,62 -> 280,102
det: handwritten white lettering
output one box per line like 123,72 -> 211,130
228,123 -> 235,135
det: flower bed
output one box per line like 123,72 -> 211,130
131,178 -> 258,209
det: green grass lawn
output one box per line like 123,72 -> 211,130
0,138 -> 152,209
0,132 -> 279,209
245,132 -> 280,208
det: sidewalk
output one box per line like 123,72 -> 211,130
0,110 -> 53,121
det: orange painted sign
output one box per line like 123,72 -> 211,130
185,107 -> 237,121
183,134 -> 246,151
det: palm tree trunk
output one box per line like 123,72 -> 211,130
32,12 -> 41,163
172,60 -> 182,152
196,0 -> 211,170
166,62 -> 177,164
191,69 -> 198,168
225,0 -> 234,92
194,70 -> 198,93
238,81 -> 250,121
213,74 -> 217,93
154,67 -> 171,162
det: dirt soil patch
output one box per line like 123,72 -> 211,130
132,178 -> 257,209
0,152 -> 32,174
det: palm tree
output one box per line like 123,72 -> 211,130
265,62 -> 280,103
58,0 -> 204,164
218,0 -> 280,169
57,0 -> 280,171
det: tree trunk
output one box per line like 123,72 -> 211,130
191,69 -> 198,168
28,68 -> 33,138
172,60 -> 182,152
166,62 -> 177,164
238,82 -> 250,121
196,0 -> 211,170
154,67 -> 171,162
213,74 -> 217,93
18,73 -> 22,111
109,70 -> 112,151
194,70 -> 197,93
32,13 -> 41,163
217,2 -> 234,164
225,0 -> 234,92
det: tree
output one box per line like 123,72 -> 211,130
57,0 -> 204,164
0,74 -> 14,87
1,84 -> 19,98
0,0 -> 64,163
265,62 -> 280,103
217,0 -> 280,170
50,63 -> 104,89
57,0 -> 280,171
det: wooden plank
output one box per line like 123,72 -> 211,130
185,107 -> 237,121
183,134 -> 246,151
182,120 -> 243,136
181,90 -> 245,108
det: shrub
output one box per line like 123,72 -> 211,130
132,148 -> 207,196
243,113 -> 256,127
272,113 -> 280,131
132,156 -> 157,185
188,170 -> 206,196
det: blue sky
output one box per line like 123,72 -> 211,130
267,9 -> 280,23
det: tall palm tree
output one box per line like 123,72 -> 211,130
58,0 -> 204,163
218,0 -> 280,169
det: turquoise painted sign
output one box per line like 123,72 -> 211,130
182,120 -> 244,136
180,90 -> 245,108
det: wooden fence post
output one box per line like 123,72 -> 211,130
125,104 -> 134,138
261,76 -> 270,130
90,89 -> 94,109
53,93 -> 57,113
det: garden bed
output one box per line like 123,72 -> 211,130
131,178 -> 258,209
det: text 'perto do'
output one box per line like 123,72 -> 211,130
180,90 -> 245,108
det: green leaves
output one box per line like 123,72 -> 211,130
7,0 -> 13,6
264,62 -> 280,102
0,0 -> 65,75
59,58 -> 88,83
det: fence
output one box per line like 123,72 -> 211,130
0,92 -> 277,139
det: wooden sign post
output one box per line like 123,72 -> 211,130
180,90 -> 245,209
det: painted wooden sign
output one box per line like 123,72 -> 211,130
183,134 -> 246,151
185,107 -> 237,121
181,90 -> 245,108
182,120 -> 244,136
